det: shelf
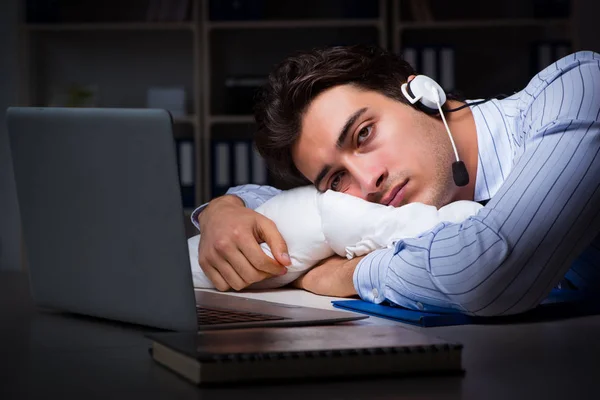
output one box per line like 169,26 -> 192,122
24,22 -> 196,32
173,115 -> 198,125
207,19 -> 381,30
21,0 -> 574,206
23,18 -> 568,32
209,115 -> 255,125
397,18 -> 570,31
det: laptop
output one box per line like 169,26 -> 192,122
6,107 -> 367,331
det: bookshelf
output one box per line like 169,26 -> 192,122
17,0 -> 387,236
206,18 -> 382,29
199,0 -> 387,198
19,0 -> 203,237
25,22 -> 197,31
17,0 -> 576,237
392,0 -> 576,99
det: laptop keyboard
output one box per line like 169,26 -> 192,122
196,306 -> 287,325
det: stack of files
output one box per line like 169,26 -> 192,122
531,41 -> 571,74
147,325 -> 463,385
211,139 -> 268,197
402,46 -> 455,92
175,139 -> 194,208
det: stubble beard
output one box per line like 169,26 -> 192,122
418,120 -> 457,208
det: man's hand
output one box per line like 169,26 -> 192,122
291,255 -> 362,297
197,195 -> 290,291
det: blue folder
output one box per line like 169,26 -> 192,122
332,289 -> 600,327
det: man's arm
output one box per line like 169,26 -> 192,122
291,255 -> 360,298
351,52 -> 600,317
191,183 -> 289,291
190,184 -> 282,230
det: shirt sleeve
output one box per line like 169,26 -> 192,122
354,52 -> 600,317
190,184 -> 282,231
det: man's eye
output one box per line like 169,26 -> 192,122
330,172 -> 344,191
357,125 -> 372,146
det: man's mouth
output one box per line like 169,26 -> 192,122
382,180 -> 408,207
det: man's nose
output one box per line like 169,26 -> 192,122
346,159 -> 386,199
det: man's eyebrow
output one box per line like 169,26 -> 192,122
336,107 -> 368,148
314,165 -> 332,193
314,107 -> 369,191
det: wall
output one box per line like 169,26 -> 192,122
0,0 -> 21,271
574,0 -> 600,52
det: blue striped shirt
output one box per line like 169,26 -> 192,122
192,51 -> 600,316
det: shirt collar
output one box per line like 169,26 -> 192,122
468,98 -> 519,202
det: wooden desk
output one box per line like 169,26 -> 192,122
1,271 -> 598,399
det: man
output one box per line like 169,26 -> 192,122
192,44 -> 600,317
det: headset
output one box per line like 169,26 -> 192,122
401,75 -> 472,187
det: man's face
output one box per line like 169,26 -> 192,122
292,84 -> 457,208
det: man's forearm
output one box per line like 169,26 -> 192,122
292,256 -> 360,298
191,184 -> 282,231
197,194 -> 244,229
339,260 -> 359,297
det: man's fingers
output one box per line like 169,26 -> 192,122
223,244 -> 269,285
255,217 -> 291,268
200,263 -> 230,292
225,248 -> 272,284
210,258 -> 249,291
199,245 -> 248,291
239,235 -> 287,276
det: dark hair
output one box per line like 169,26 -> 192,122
253,44 -> 417,186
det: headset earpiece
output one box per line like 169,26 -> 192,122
401,75 -> 470,187
401,75 -> 447,115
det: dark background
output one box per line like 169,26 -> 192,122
1,0 -> 599,272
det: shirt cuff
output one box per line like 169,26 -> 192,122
189,193 -> 248,232
225,184 -> 281,210
353,248 -> 391,305
352,243 -> 431,311
190,204 -> 209,231
190,185 -> 275,231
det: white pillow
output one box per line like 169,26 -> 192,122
318,190 -> 484,259
189,186 -> 334,290
188,186 -> 483,290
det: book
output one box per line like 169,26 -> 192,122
147,325 -> 463,385
210,138 -> 268,197
402,46 -> 455,92
175,139 -> 195,208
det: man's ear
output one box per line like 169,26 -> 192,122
407,74 -> 417,83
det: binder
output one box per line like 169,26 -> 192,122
251,146 -> 268,185
175,139 -> 195,208
422,47 -> 437,81
211,139 -> 269,197
439,47 -> 455,92
402,46 -> 455,92
234,141 -> 249,185
211,141 -> 231,197
532,41 -> 571,74
402,47 -> 417,70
